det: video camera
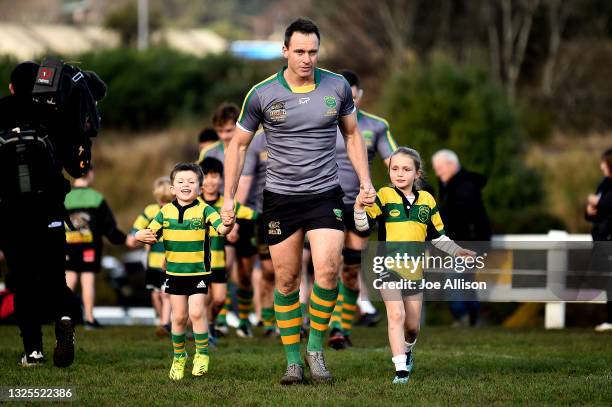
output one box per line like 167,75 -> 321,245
0,58 -> 107,199
31,57 -> 107,139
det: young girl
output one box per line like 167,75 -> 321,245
354,147 -> 474,384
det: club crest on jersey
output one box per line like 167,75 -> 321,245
268,101 -> 287,123
418,206 -> 430,223
190,217 -> 204,230
268,221 -> 281,235
333,208 -> 343,220
324,96 -> 336,108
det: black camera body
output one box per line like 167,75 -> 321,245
32,57 -> 105,140
0,57 -> 107,199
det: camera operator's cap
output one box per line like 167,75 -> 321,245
10,61 -> 40,95
84,71 -> 107,101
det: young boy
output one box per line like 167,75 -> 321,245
136,163 -> 233,380
127,176 -> 174,337
64,166 -> 127,329
198,157 -> 258,339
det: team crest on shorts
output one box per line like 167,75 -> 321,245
333,208 -> 343,221
189,217 -> 204,230
269,102 -> 287,123
418,206 -> 430,223
268,221 -> 281,235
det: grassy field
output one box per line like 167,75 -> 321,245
0,324 -> 610,406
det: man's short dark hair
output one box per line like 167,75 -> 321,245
199,127 -> 219,144
212,102 -> 240,127
284,18 -> 320,47
10,61 -> 39,95
200,157 -> 224,177
170,162 -> 204,185
340,70 -> 360,88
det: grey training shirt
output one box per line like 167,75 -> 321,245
237,67 -> 355,195
336,110 -> 398,204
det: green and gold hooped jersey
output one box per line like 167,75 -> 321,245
148,200 -> 222,276
131,203 -> 165,271
365,186 -> 445,280
200,195 -> 259,272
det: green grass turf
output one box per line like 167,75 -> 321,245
0,324 -> 610,406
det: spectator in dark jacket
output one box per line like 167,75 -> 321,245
432,149 -> 492,326
585,148 -> 612,332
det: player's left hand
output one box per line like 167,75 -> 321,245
221,200 -> 236,227
358,182 -> 376,207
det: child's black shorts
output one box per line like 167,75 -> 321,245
262,186 -> 345,246
65,247 -> 100,273
211,267 -> 228,284
145,269 -> 165,291
162,273 -> 211,296
230,219 -> 257,258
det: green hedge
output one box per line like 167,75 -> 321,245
0,49 -> 278,130
379,56 -> 564,233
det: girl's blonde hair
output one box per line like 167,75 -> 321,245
389,147 -> 425,190
152,176 -> 173,204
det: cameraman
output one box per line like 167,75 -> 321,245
0,60 -> 105,367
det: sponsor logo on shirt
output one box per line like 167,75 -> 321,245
190,217 -> 204,230
389,209 -> 401,217
362,130 -> 374,147
299,97 -> 310,105
269,101 -> 287,123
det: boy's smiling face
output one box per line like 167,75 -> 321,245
171,170 -> 200,204
202,172 -> 221,197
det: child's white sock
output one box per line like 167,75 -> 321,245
405,338 -> 417,353
392,354 -> 408,372
358,299 -> 377,315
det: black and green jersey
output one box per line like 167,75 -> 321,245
148,199 -> 222,277
64,187 -> 126,266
